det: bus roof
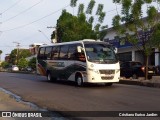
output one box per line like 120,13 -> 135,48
39,39 -> 108,48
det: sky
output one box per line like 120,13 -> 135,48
0,0 -> 157,61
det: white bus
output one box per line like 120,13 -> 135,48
37,39 -> 120,86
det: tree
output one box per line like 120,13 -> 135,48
0,61 -> 10,69
52,10 -> 96,42
17,58 -> 28,70
28,57 -> 36,70
0,50 -> 2,62
112,0 -> 160,79
51,0 -> 107,42
70,0 -> 78,15
9,49 -> 31,65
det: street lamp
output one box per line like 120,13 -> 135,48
38,30 -> 50,42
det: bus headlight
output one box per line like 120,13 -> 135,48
88,68 -> 99,74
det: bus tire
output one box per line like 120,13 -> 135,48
47,72 -> 53,81
132,73 -> 138,79
75,74 -> 83,86
47,71 -> 57,82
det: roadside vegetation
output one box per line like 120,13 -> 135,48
112,0 -> 160,79
0,49 -> 36,72
51,0 -> 107,42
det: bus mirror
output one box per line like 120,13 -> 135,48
114,47 -> 118,53
77,46 -> 82,53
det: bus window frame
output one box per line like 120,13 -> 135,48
51,46 -> 60,60
44,46 -> 52,60
59,45 -> 69,60
37,47 -> 46,60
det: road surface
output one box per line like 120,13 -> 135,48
0,72 -> 160,119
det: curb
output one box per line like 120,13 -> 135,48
119,80 -> 160,88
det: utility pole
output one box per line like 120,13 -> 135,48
47,26 -> 57,43
13,42 -> 20,65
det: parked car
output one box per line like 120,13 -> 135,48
120,61 -> 155,79
12,65 -> 19,71
25,67 -> 32,72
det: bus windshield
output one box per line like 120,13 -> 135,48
84,42 -> 118,63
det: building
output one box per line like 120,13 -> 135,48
26,43 -> 47,61
29,43 -> 46,55
103,27 -> 160,66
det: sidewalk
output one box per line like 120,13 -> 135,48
0,90 -> 36,111
0,90 -> 37,120
119,76 -> 160,88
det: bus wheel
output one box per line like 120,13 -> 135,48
76,75 -> 83,86
132,74 -> 138,79
47,72 -> 53,81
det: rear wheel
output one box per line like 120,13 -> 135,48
75,75 -> 83,86
132,74 -> 138,79
47,72 -> 53,81
47,72 -> 57,82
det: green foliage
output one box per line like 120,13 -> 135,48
96,4 -> 104,15
112,0 -> 160,79
88,16 -> 94,25
144,0 -> 152,3
98,12 -> 106,23
28,57 -> 36,70
147,6 -> 158,27
94,24 -> 101,32
99,29 -> 107,40
1,61 -> 9,68
0,50 -> 2,62
112,0 -> 160,54
113,0 -> 121,3
70,0 -> 78,7
78,4 -> 84,16
51,0 -> 107,42
151,23 -> 160,49
9,49 -> 17,64
86,0 -> 96,14
9,49 -> 31,65
17,58 -> 28,69
55,10 -> 96,42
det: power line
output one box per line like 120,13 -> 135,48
1,0 -> 22,14
2,4 -> 70,32
2,0 -> 44,23
1,3 -> 122,33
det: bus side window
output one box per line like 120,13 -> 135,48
68,45 -> 77,60
38,47 -> 45,59
44,47 -> 52,60
59,45 -> 69,60
51,46 -> 60,60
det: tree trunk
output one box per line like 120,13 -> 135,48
145,55 -> 149,80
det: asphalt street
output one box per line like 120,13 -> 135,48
0,72 -> 160,120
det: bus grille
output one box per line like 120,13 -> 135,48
101,76 -> 114,80
99,70 -> 115,75
99,70 -> 115,80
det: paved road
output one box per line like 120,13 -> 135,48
0,72 -> 160,118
